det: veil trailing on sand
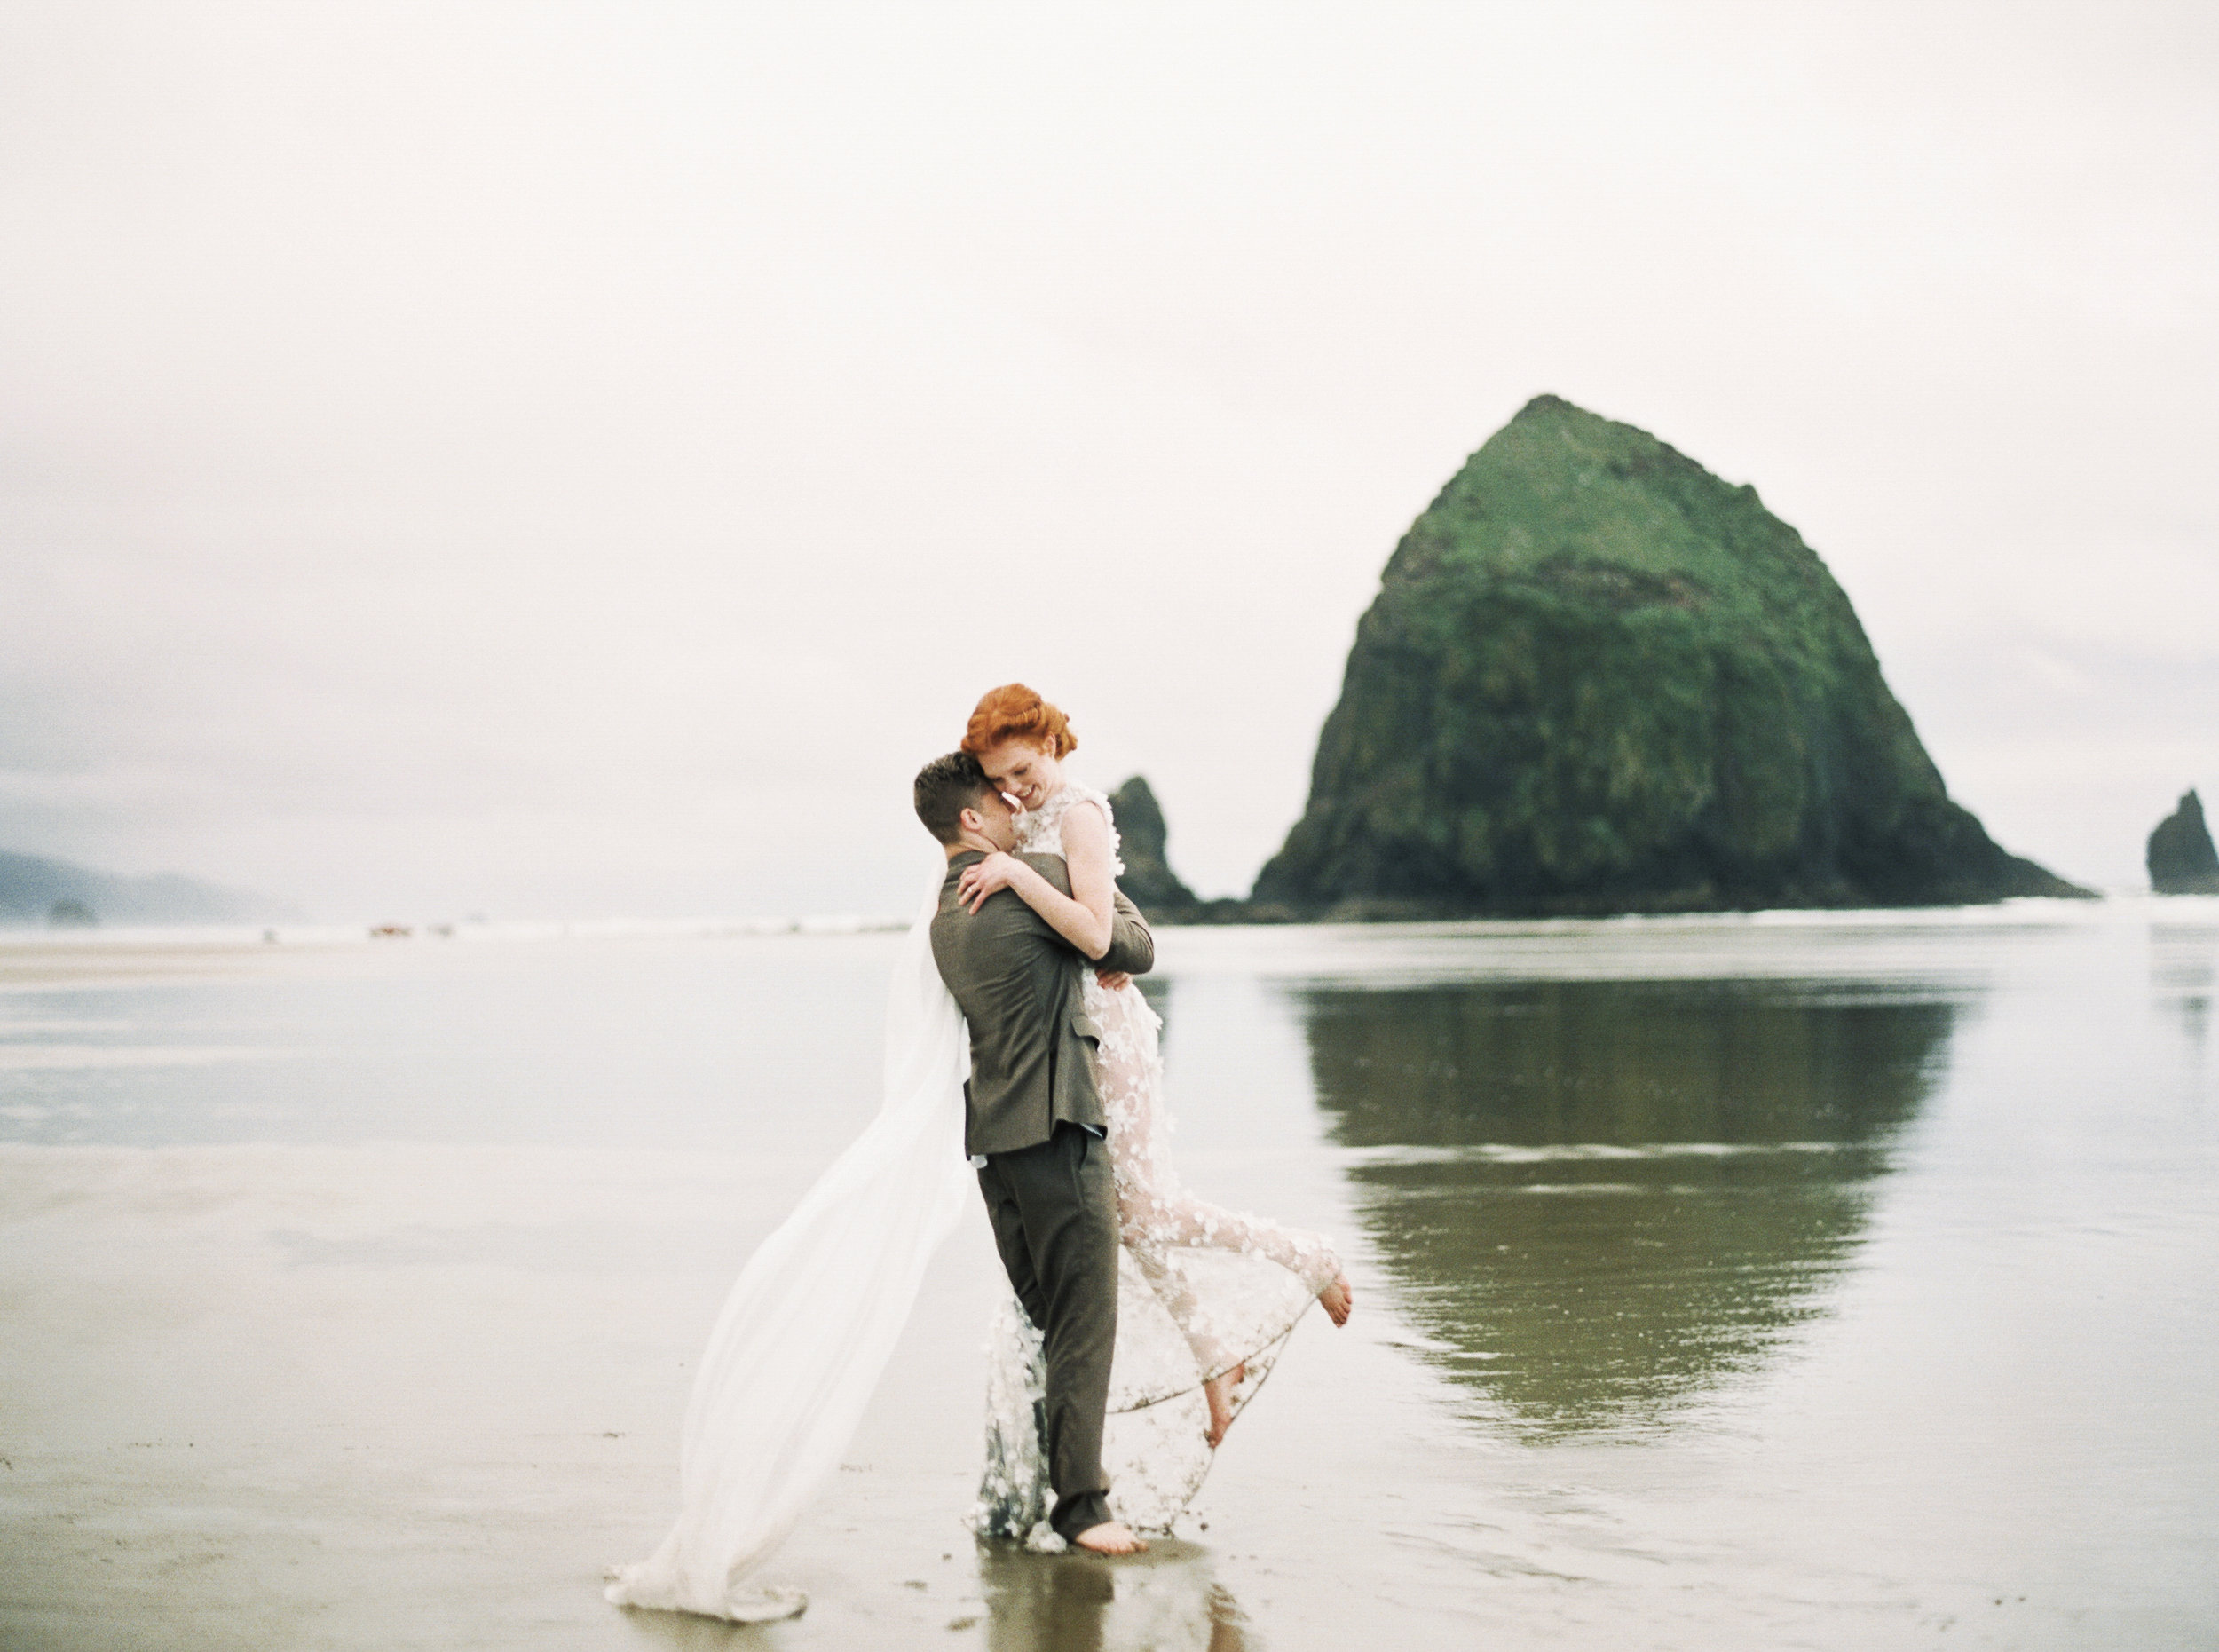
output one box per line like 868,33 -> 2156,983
604,871 -> 971,1622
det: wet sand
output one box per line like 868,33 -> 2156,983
3,906 -> 2215,1648
0,1136 -> 1421,1650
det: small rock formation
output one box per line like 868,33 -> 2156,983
1108,777 -> 1203,914
2147,790 -> 2219,894
1254,395 -> 2091,916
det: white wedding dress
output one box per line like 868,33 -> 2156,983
968,782 -> 1339,1544
607,785 -> 1338,1618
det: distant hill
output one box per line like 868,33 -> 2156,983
1254,395 -> 2091,916
0,850 -> 302,927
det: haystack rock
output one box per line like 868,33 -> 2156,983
1253,395 -> 2091,917
2146,790 -> 2219,894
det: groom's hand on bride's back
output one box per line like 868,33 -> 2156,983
1101,889 -> 1155,977
1094,969 -> 1131,992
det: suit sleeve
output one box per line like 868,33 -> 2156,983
1098,889 -> 1156,976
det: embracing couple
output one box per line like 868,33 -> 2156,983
607,684 -> 1352,1620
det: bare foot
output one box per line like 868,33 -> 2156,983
1204,1361 -> 1246,1448
1318,1271 -> 1354,1327
1072,1522 -> 1146,1555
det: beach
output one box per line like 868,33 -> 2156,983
4,904 -> 2215,1649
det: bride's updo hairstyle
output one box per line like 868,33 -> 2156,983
960,684 -> 1078,759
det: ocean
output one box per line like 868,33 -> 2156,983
2,898 -> 2215,1649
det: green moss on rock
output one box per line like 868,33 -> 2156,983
1254,395 -> 2089,915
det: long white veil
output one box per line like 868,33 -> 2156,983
605,870 -> 970,1621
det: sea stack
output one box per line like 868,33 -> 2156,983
2146,790 -> 2219,894
1108,776 -> 1203,914
1254,396 -> 2089,916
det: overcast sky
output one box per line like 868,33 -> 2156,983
3,0 -> 2213,920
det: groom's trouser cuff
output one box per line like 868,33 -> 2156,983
1051,1490 -> 1113,1541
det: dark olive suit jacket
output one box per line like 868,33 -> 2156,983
929,851 -> 1155,1159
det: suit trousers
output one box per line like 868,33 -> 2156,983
975,1121 -> 1120,1541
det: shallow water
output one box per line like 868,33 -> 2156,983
2,900 -> 2215,1648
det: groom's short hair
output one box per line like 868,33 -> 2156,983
914,752 -> 996,844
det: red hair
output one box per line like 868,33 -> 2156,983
961,683 -> 1078,760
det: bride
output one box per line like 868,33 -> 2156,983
606,686 -> 1348,1620
952,685 -> 1351,1545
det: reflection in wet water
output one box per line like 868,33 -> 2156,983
2152,924 -> 2218,1060
974,1541 -> 1251,1652
1299,979 -> 1959,1435
605,1537 -> 1253,1652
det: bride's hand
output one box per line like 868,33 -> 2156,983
958,851 -> 1021,913
1094,970 -> 1131,992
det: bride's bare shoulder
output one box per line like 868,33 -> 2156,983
1058,794 -> 1113,850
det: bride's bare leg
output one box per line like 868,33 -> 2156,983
1094,980 -> 1345,1445
1204,1362 -> 1246,1449
1073,1521 -> 1147,1555
1319,1270 -> 1354,1327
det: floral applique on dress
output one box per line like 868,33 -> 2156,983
968,782 -> 1341,1540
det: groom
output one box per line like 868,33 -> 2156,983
912,751 -> 1154,1557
